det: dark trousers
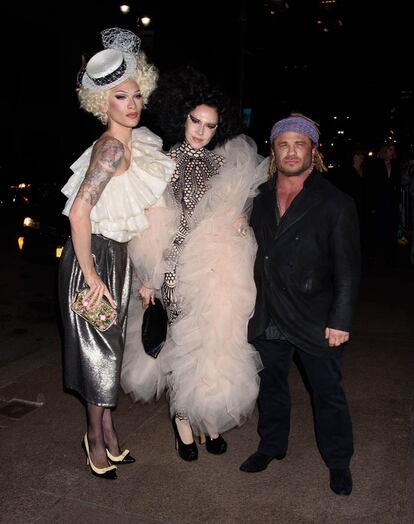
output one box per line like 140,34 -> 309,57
254,337 -> 353,469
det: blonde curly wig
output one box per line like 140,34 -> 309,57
77,52 -> 158,125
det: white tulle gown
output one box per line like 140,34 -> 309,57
121,135 -> 267,436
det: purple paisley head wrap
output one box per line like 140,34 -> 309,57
270,115 -> 319,145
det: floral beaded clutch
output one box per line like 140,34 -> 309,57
70,288 -> 117,332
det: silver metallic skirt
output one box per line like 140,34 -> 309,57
58,234 -> 132,407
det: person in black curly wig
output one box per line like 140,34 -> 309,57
149,65 -> 242,150
122,65 -> 263,465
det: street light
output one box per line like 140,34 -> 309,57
136,15 -> 154,55
140,16 -> 151,27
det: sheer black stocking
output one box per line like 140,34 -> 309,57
86,404 -> 121,467
102,407 -> 121,456
86,403 -> 108,468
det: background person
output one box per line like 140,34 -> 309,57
364,142 -> 401,268
329,146 -> 368,265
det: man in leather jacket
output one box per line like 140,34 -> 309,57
240,115 -> 360,496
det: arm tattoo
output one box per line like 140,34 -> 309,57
76,138 -> 124,206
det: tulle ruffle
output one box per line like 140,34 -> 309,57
127,198 -> 179,290
61,127 -> 175,242
121,282 -> 167,403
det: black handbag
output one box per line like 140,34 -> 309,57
141,298 -> 168,358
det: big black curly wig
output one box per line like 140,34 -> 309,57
148,65 -> 242,150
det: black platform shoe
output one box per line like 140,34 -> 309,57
201,434 -> 227,455
172,417 -> 198,461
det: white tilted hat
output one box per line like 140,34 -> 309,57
78,27 -> 141,91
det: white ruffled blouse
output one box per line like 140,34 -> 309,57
61,127 -> 175,242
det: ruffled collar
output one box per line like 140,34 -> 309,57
61,127 -> 175,242
169,140 -> 224,168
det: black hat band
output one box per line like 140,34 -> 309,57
91,58 -> 127,86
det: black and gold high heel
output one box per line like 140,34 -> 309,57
172,417 -> 198,461
106,448 -> 136,465
200,434 -> 227,455
82,434 -> 117,480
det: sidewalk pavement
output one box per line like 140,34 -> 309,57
0,251 -> 413,523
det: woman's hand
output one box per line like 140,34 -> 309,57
83,272 -> 117,309
139,285 -> 155,309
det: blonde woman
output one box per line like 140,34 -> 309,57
59,28 -> 174,479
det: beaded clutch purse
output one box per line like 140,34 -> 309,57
70,288 -> 117,332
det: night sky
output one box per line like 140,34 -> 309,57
3,0 -> 413,182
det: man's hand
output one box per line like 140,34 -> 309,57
325,327 -> 349,347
